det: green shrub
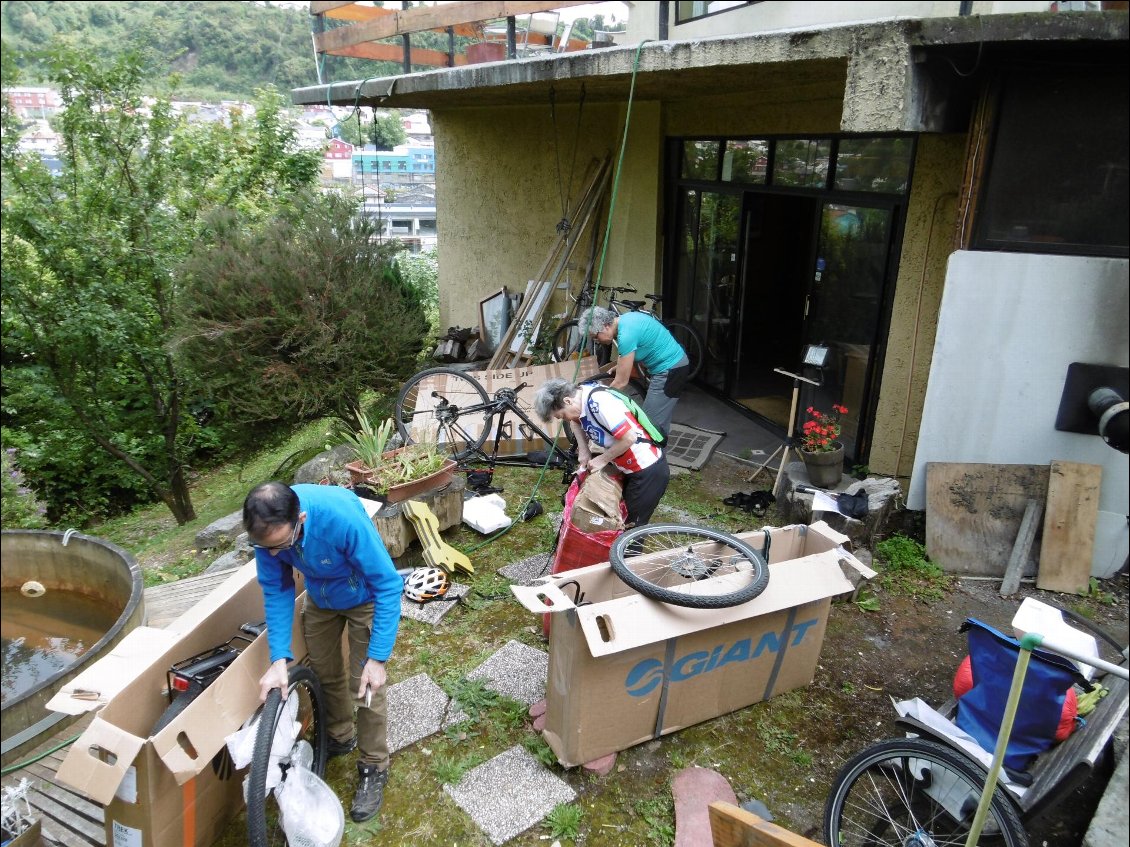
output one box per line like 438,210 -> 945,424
1,446 -> 48,528
874,533 -> 952,603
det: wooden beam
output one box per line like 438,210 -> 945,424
708,801 -> 825,847
314,1 -> 592,54
313,2 -> 482,36
326,41 -> 470,68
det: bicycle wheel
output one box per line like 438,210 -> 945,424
247,665 -> 328,847
824,737 -> 1028,847
609,525 -> 769,609
663,319 -> 704,380
551,320 -> 587,363
150,680 -> 205,735
582,372 -> 649,407
394,367 -> 492,458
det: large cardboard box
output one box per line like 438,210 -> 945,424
49,563 -> 307,847
570,467 -> 625,534
511,522 -> 873,767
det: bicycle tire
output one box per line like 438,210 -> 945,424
609,525 -> 769,609
551,320 -> 587,363
394,367 -> 492,458
247,665 -> 328,847
150,679 -> 206,736
663,319 -> 704,380
824,737 -> 1028,847
582,372 -> 649,407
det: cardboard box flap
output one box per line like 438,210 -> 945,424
164,562 -> 260,635
576,555 -> 853,657
153,624 -> 271,784
56,714 -> 147,805
47,626 -> 181,715
510,580 -> 579,614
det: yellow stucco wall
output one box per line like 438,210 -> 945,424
431,101 -> 661,332
868,133 -> 966,481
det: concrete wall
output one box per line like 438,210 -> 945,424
431,101 -> 662,330
869,133 -> 966,481
625,1 -> 1051,43
908,251 -> 1130,577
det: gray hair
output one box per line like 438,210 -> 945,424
578,306 -> 616,336
533,377 -> 578,422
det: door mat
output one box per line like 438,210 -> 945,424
665,423 -> 725,470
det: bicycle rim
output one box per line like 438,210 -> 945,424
247,666 -> 328,847
394,367 -> 492,457
663,320 -> 703,380
824,738 -> 1028,847
609,525 -> 769,609
551,320 -> 587,362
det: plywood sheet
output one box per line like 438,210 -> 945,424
1037,460 -> 1102,594
925,463 -> 1050,576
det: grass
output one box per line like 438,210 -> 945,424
544,803 -> 583,840
873,533 -> 953,603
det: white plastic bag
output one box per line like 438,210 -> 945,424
277,765 -> 345,847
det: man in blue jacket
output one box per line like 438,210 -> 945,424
243,481 -> 402,823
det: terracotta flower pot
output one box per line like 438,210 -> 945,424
344,449 -> 456,503
801,442 -> 844,488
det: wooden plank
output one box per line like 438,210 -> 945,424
1037,460 -> 1102,594
709,801 -> 822,847
1000,498 -> 1040,596
327,41 -> 469,67
24,787 -> 104,844
144,569 -> 237,628
313,2 -> 483,36
314,1 -> 592,53
20,768 -> 103,825
925,462 -> 1050,576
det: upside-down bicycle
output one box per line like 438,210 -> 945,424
394,367 -> 579,484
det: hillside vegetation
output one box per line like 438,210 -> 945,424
0,0 -> 391,101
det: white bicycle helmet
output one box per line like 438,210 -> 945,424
403,566 -> 450,603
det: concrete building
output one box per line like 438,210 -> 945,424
295,2 -> 1128,577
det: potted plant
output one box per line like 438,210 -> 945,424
798,404 -> 848,487
341,410 -> 455,502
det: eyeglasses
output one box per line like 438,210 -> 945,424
250,521 -> 301,552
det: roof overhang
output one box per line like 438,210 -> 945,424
293,11 -> 1128,133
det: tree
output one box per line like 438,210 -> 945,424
175,192 -> 430,432
1,44 -> 320,524
370,110 -> 406,150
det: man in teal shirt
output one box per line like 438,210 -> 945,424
244,481 -> 402,823
579,305 -> 690,439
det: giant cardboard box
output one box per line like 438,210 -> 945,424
511,522 -> 873,766
49,563 -> 307,847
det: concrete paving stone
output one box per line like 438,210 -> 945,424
466,639 -> 547,706
498,551 -> 552,585
443,745 -> 576,845
399,581 -> 470,624
386,672 -> 468,754
672,766 -> 738,847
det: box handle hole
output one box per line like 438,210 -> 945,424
176,731 -> 199,761
595,614 -> 614,643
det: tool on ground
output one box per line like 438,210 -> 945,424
400,499 -> 474,575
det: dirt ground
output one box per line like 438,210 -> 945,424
686,455 -> 1130,846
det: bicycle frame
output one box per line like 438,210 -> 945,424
427,384 -> 578,482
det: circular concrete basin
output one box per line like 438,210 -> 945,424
1,530 -> 144,766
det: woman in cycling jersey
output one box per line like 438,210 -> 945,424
534,377 -> 670,526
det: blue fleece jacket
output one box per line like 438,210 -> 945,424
254,484 -> 401,664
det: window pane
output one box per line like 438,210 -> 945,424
722,139 -> 769,184
676,1 -> 751,23
772,138 -> 832,188
681,140 -> 720,180
975,63 -> 1128,255
834,137 -> 912,194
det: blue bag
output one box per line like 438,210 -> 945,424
955,618 -> 1085,771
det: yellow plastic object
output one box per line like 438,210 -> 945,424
401,500 -> 474,576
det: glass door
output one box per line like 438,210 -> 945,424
798,202 -> 896,459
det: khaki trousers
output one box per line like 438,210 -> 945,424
301,598 -> 389,769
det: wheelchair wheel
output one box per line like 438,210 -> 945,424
247,665 -> 328,847
394,367 -> 492,456
609,525 -> 769,609
824,737 -> 1028,847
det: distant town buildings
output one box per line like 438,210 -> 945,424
3,86 -> 437,253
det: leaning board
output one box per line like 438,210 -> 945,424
925,463 -> 1050,577
1037,460 -> 1102,594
